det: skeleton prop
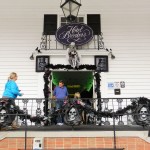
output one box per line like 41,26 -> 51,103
67,42 -> 80,68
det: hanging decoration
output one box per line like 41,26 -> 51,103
94,72 -> 102,125
45,63 -> 96,70
43,69 -> 51,98
67,42 -> 80,68
94,72 -> 101,110
94,72 -> 101,96
115,97 -> 150,127
43,69 -> 51,116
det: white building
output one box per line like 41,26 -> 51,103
1,1 -> 150,149
0,0 -> 150,99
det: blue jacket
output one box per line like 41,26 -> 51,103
2,80 -> 22,99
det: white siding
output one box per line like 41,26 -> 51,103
0,0 -> 150,100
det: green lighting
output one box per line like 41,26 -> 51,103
52,71 -> 93,97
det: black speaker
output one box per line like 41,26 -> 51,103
87,14 -> 101,35
43,14 -> 57,35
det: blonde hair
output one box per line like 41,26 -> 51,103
8,72 -> 17,80
74,92 -> 81,99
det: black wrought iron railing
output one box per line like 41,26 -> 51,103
1,97 -> 149,150
40,34 -> 104,50
0,97 -> 150,128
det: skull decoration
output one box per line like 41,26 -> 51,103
68,107 -> 77,121
139,107 -> 148,121
0,109 -> 7,123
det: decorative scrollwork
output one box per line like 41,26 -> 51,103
117,99 -> 123,110
22,99 -> 29,104
36,108 -> 42,116
40,35 -> 47,50
98,33 -> 104,49
36,99 -> 42,104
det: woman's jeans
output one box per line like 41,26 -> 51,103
56,100 -> 64,123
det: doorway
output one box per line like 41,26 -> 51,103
52,71 -> 93,98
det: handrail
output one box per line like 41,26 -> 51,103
0,97 -> 149,127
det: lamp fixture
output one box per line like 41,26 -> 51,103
30,53 -> 34,60
60,0 -> 81,22
35,47 -> 42,53
105,48 -> 116,59
29,47 -> 42,60
110,49 -> 115,59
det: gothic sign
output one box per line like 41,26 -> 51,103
36,56 -> 49,72
95,55 -> 108,72
55,23 -> 93,46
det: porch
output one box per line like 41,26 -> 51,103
1,98 -> 150,150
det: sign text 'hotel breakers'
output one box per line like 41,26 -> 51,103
55,23 -> 93,46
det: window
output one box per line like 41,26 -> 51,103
60,17 -> 84,26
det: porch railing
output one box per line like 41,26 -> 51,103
0,97 -> 147,127
40,34 -> 104,50
1,97 -> 149,150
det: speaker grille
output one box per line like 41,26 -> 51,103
87,14 -> 101,35
43,14 -> 57,35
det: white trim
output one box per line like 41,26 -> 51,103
37,50 -> 108,56
1,130 -> 150,143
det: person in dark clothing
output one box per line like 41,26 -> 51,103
53,80 -> 68,126
80,87 -> 93,124
80,87 -> 93,104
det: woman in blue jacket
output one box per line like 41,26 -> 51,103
3,72 -> 23,99
2,72 -> 23,127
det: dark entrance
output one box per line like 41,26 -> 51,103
52,71 -> 93,98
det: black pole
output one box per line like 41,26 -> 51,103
24,113 -> 27,150
113,113 -> 117,150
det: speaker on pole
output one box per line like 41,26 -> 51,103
43,14 -> 57,35
87,14 -> 101,35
